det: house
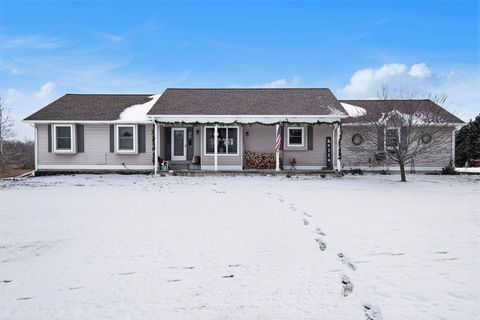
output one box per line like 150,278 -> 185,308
23,88 -> 464,174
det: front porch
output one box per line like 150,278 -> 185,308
152,121 -> 342,173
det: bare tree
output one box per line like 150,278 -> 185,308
353,85 -> 449,182
0,98 -> 15,172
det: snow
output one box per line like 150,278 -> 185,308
119,94 -> 161,121
1,174 -> 479,319
455,167 -> 480,173
341,102 -> 367,117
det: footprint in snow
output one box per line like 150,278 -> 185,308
2,280 -> 12,283
184,266 -> 195,269
315,227 -> 326,236
341,275 -> 353,297
118,272 -> 135,276
315,238 -> 327,251
338,253 -> 357,271
17,297 -> 34,301
228,264 -> 241,268
68,286 -> 83,290
303,212 -> 312,217
222,274 -> 234,278
303,218 -> 309,225
363,303 -> 383,320
167,279 -> 181,282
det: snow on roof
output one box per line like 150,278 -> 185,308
119,94 -> 161,121
340,102 -> 367,118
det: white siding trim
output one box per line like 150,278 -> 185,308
37,164 -> 154,170
283,165 -> 327,170
343,165 -> 444,172
201,165 -> 243,171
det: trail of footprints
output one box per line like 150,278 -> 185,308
276,193 -> 383,320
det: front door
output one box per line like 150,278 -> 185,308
171,128 -> 187,161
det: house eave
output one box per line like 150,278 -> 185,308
148,114 -> 347,124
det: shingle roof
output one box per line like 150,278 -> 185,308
24,94 -> 154,121
339,99 -> 464,124
147,88 -> 347,116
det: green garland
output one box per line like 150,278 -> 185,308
151,120 -> 344,165
153,120 -> 341,127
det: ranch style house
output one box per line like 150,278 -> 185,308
23,88 -> 464,174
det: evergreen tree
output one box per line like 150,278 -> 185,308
456,115 -> 480,166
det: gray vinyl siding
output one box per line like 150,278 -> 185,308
243,124 -> 334,168
37,124 -> 153,166
283,125 -> 333,168
341,126 -> 454,169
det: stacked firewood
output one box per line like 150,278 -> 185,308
244,151 -> 283,169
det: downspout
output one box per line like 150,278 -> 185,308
29,123 -> 38,176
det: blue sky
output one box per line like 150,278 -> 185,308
0,0 -> 478,137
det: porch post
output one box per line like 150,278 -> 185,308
335,123 -> 342,170
275,124 -> 280,172
154,121 -> 158,175
214,124 -> 218,171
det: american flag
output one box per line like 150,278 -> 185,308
275,125 -> 282,151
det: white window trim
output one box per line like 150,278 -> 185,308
53,124 -> 75,154
287,126 -> 305,147
116,124 -> 137,154
204,126 -> 239,156
385,127 -> 401,150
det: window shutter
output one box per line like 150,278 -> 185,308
76,124 -> 84,152
377,126 -> 385,151
307,126 -> 314,150
47,124 -> 52,152
109,125 -> 114,153
138,124 -> 146,153
164,127 -> 171,160
187,127 -> 194,160
280,125 -> 284,150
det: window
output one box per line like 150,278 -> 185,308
385,128 -> 399,150
287,127 -> 304,146
205,126 -> 239,155
117,125 -> 136,153
54,124 -> 74,153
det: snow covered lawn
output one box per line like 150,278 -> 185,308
1,174 -> 479,319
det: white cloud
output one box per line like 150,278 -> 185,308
34,81 -> 56,102
0,35 -> 62,49
2,82 -> 58,139
343,63 -> 407,96
408,63 -> 431,78
258,76 -> 301,88
338,63 -> 479,122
